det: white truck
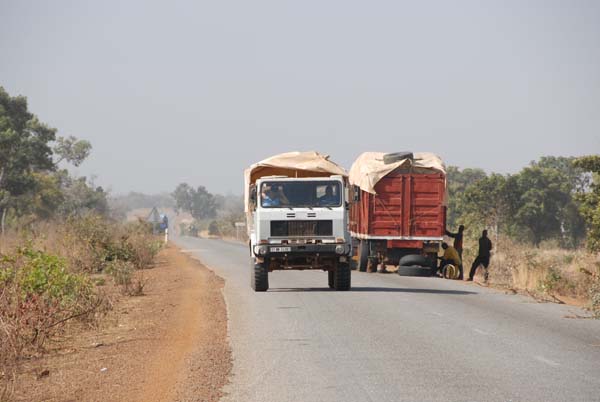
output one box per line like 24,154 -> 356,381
244,151 -> 352,292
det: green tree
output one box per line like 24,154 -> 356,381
0,87 -> 96,231
190,186 -> 217,220
53,135 -> 92,167
172,183 -> 194,214
446,166 -> 487,228
0,87 -> 56,232
461,173 -> 510,239
573,155 -> 600,252
172,183 -> 217,221
506,166 -> 572,246
56,173 -> 108,217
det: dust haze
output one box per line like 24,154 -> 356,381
1,0 -> 599,196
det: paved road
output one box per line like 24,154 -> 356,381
174,236 -> 600,402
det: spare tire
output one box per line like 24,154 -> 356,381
399,254 -> 430,267
397,265 -> 432,277
383,152 -> 414,165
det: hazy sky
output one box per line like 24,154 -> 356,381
1,0 -> 599,195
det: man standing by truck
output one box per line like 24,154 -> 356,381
446,225 -> 465,279
468,230 -> 493,282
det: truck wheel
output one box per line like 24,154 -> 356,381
357,240 -> 369,272
442,264 -> 459,279
328,270 -> 334,288
251,259 -> 269,292
334,262 -> 351,291
399,254 -> 429,267
397,265 -> 432,277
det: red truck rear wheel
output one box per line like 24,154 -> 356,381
357,240 -> 369,272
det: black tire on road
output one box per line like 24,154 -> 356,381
357,240 -> 369,272
399,254 -> 430,267
328,270 -> 334,288
397,265 -> 432,277
334,262 -> 351,291
251,259 -> 269,292
383,152 -> 414,164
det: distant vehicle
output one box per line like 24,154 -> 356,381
348,152 -> 446,276
245,151 -> 352,291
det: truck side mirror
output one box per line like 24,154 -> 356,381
249,186 -> 257,208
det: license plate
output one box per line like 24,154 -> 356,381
270,246 -> 291,253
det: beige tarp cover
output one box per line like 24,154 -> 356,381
349,152 -> 446,195
244,151 -> 348,213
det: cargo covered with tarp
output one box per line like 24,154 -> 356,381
348,152 -> 446,195
348,152 -> 447,251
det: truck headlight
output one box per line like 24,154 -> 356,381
335,244 -> 345,255
255,245 -> 268,256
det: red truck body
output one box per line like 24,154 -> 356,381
350,168 -> 446,264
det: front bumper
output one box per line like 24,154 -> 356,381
253,243 -> 351,257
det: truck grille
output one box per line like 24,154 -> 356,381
270,220 -> 333,237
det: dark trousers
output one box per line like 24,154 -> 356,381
469,255 -> 490,280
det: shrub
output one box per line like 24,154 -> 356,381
62,214 -> 115,272
586,262 -> 600,318
0,246 -> 107,398
0,246 -> 102,349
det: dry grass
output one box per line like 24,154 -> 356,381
0,216 -> 162,401
469,236 -> 600,313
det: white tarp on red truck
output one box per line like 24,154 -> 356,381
348,152 -> 446,195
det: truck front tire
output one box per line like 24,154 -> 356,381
251,258 -> 269,292
334,262 -> 351,291
328,270 -> 334,288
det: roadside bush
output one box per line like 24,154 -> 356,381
104,260 -> 134,289
62,214 -> 115,272
121,221 -> 162,269
0,246 -> 108,399
584,262 -> 600,318
104,259 -> 146,295
0,214 -> 162,399
0,246 -> 103,348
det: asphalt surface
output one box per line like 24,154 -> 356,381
174,236 -> 600,402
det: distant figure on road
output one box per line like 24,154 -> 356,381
437,242 -> 461,278
445,224 -> 465,279
468,230 -> 493,282
318,184 -> 339,206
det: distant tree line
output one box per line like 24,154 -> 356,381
0,86 -> 107,233
447,155 -> 600,251
109,191 -> 175,218
172,183 -> 244,237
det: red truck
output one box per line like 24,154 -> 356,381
348,152 -> 447,276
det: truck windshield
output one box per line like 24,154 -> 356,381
261,181 -> 342,208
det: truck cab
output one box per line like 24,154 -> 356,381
248,175 -> 352,291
